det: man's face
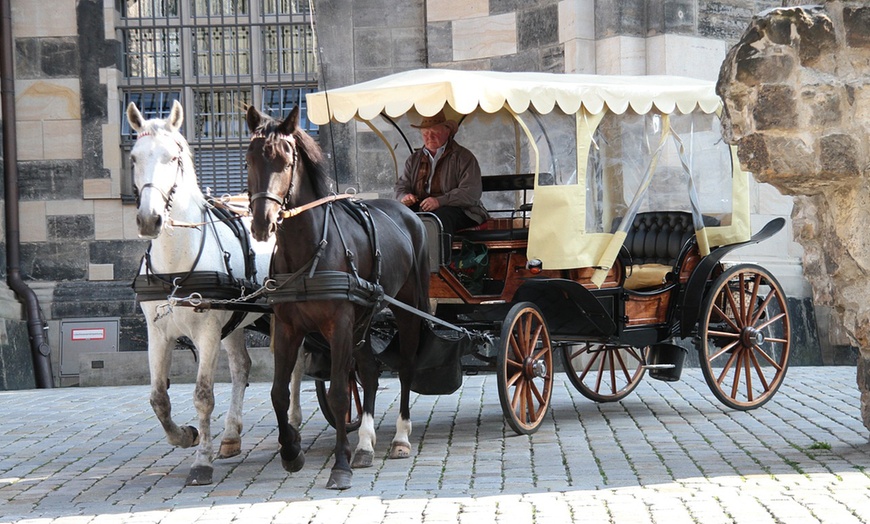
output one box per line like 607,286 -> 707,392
421,124 -> 450,152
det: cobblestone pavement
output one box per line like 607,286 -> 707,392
1,367 -> 869,523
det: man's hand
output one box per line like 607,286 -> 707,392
419,197 -> 441,212
401,194 -> 418,207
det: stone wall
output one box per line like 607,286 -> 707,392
0,0 -> 826,388
1,0 -> 147,389
717,0 -> 870,427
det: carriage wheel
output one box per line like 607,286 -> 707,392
497,302 -> 554,435
699,264 -> 791,410
314,367 -> 363,433
561,343 -> 645,402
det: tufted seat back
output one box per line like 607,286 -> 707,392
620,211 -> 719,267
623,212 -> 695,266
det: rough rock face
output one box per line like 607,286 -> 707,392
717,1 -> 870,429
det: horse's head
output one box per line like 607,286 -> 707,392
245,105 -> 303,242
126,99 -> 191,239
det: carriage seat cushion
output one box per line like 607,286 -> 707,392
624,263 -> 673,290
619,211 -> 720,290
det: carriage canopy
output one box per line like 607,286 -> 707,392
307,69 -> 751,286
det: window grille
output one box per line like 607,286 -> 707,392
121,91 -> 182,137
119,0 -> 317,198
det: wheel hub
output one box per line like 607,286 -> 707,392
741,326 -> 765,347
525,358 -> 547,379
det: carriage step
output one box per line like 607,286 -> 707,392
642,364 -> 676,370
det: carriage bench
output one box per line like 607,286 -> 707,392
620,211 -> 719,290
451,173 -> 537,247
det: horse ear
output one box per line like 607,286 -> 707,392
278,105 -> 300,136
246,105 -> 263,133
126,102 -> 144,133
168,99 -> 184,131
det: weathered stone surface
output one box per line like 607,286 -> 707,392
718,0 -> 870,431
798,12 -> 836,67
699,0 -> 779,42
17,161 -> 83,201
52,281 -> 138,319
647,0 -> 696,36
0,320 -> 37,390
753,84 -> 797,130
20,242 -> 88,281
805,87 -> 842,126
518,4 -> 559,51
735,54 -> 794,87
426,22 -> 453,64
89,240 -> 147,281
14,38 -> 41,78
844,6 -> 870,48
354,28 -> 393,69
595,0 -> 646,38
47,215 -> 94,241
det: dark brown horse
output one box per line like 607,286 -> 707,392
245,105 -> 429,490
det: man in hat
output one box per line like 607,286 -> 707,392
395,110 -> 488,235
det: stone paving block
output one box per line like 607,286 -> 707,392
4,369 -> 870,522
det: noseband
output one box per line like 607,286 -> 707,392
248,132 -> 298,213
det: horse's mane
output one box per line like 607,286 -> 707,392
255,116 -> 331,199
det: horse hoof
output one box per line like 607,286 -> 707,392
389,442 -> 411,459
187,426 -> 200,447
185,465 -> 213,486
281,451 -> 305,473
326,469 -> 352,490
351,449 -> 374,469
218,438 -> 241,459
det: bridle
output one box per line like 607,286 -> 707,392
248,131 -> 298,213
247,131 -> 355,220
132,130 -> 186,214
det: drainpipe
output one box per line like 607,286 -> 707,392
1,0 -> 54,388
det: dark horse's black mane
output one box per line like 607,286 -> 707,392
254,117 -> 331,200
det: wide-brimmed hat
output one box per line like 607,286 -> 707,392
412,110 -> 457,133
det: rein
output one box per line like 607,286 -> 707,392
280,193 -> 355,219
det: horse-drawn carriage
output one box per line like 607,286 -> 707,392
130,69 -> 791,490
299,69 -> 791,435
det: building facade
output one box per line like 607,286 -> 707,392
0,0 -> 828,389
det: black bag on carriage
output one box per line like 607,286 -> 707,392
374,322 -> 471,396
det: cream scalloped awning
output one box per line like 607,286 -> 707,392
306,68 -> 722,124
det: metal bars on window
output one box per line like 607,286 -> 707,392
119,0 -> 317,197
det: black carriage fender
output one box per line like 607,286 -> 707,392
679,217 -> 785,337
514,278 -> 617,337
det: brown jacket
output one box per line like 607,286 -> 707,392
395,138 -> 488,225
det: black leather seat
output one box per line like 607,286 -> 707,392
619,211 -> 719,289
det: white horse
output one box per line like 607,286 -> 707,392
127,100 -> 302,486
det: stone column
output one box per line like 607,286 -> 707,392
717,1 -> 870,429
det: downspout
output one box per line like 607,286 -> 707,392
0,0 -> 54,388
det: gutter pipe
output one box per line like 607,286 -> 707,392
0,0 -> 54,388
